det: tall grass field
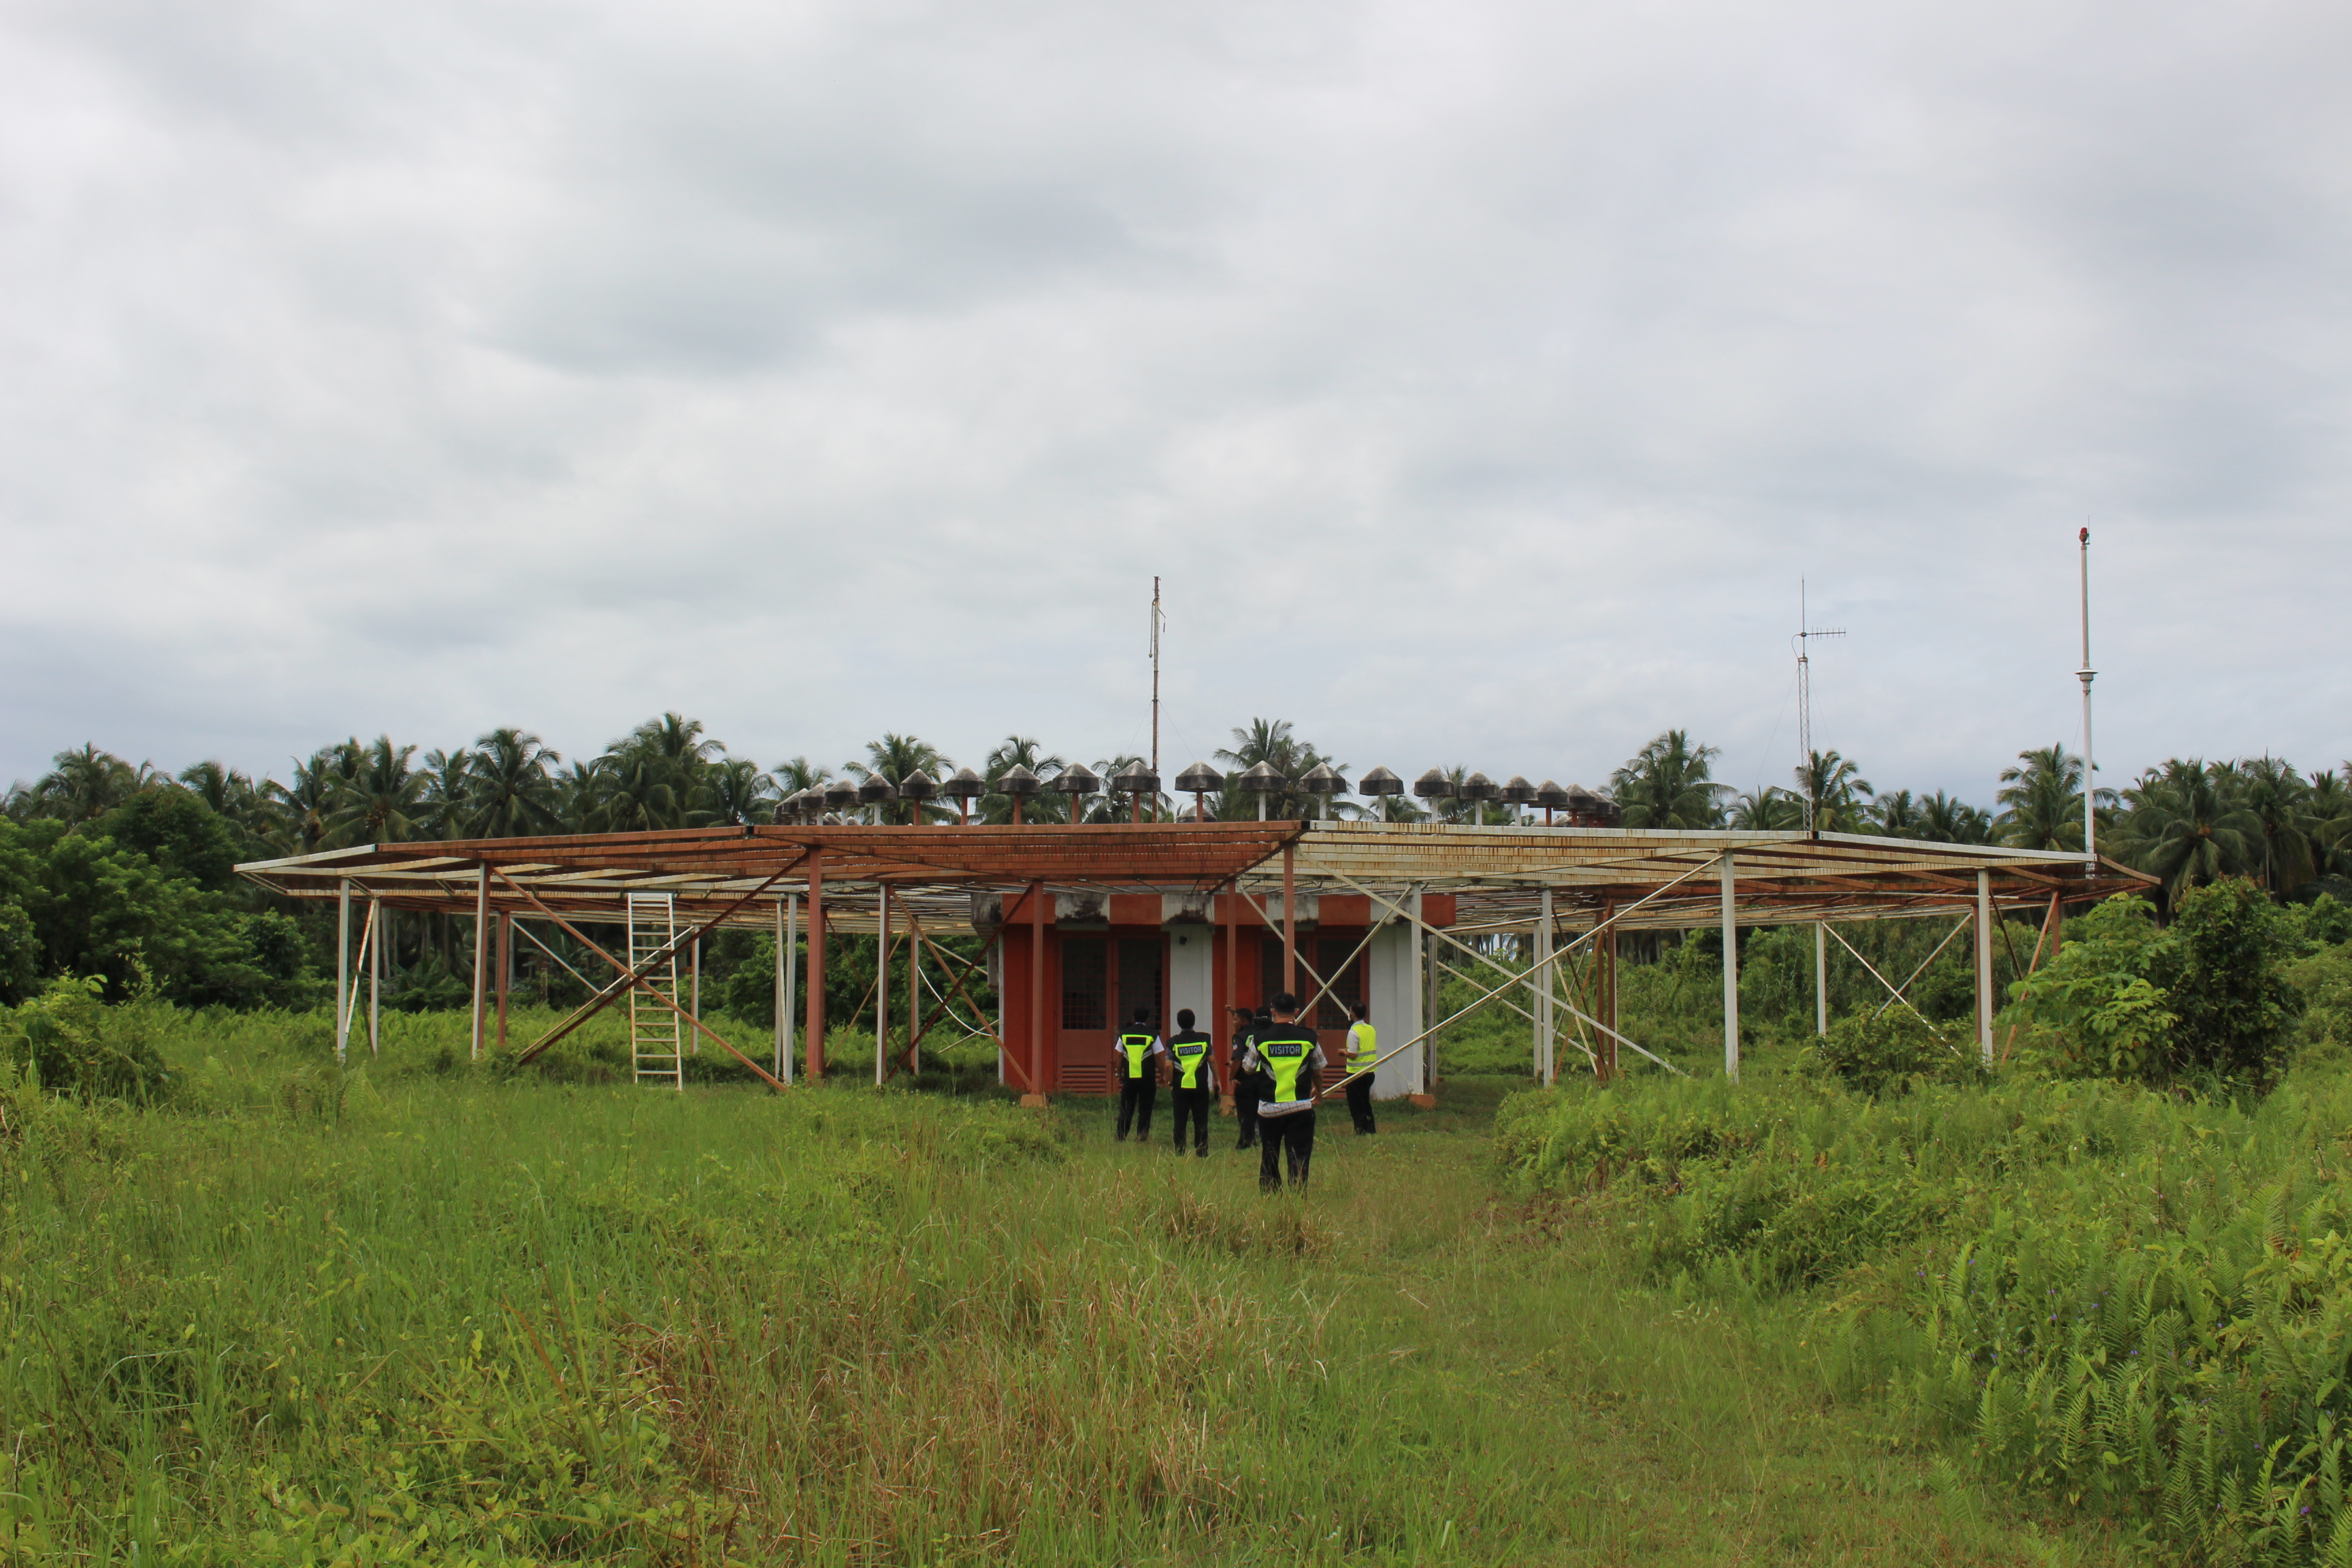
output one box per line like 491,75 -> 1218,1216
0,994 -> 2159,1566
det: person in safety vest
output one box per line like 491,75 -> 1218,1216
1232,1005 -> 1269,1152
1343,1001 -> 1378,1135
1112,1007 -> 1164,1142
1164,1008 -> 1216,1157
1252,993 -> 1329,1192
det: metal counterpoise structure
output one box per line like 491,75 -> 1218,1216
241,821 -> 2154,1098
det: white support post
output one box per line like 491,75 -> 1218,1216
369,898 -> 382,1056
1417,886 -> 1436,1093
470,864 -> 489,1061
875,888 -> 889,1087
783,894 -> 798,1085
772,897 -> 788,1083
1720,853 -> 1739,1083
1977,870 -> 1995,1064
336,880 -> 351,1066
1535,887 -> 1554,1085
1814,919 -> 1828,1036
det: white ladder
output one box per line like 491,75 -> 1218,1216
627,893 -> 684,1090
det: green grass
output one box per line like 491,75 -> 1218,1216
0,1028 -> 2142,1565
1496,1057 -> 2352,1565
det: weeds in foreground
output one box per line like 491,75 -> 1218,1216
1498,1067 -> 2352,1563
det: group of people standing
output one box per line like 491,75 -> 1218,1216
1111,997 -> 1380,1192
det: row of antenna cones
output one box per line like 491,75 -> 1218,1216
775,764 -> 1620,823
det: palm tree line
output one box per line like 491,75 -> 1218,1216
14,719 -> 2352,910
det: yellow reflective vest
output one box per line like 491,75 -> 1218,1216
1117,1032 -> 1157,1080
1253,1025 -> 1320,1102
1169,1033 -> 1212,1090
1347,1021 -> 1377,1073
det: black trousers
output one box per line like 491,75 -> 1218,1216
1170,1085 -> 1213,1153
1116,1077 -> 1156,1140
1235,1072 -> 1267,1148
1346,1074 -> 1376,1134
1258,1109 -> 1316,1190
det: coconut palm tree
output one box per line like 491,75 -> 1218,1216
1609,732 -> 1729,830
1731,786 -> 1803,830
414,749 -> 474,839
1794,749 -> 1872,832
26,744 -> 154,826
845,734 -> 951,825
772,757 -> 833,796
1871,789 -> 1923,838
2236,755 -> 2315,895
2309,768 -> 2352,881
325,736 -> 429,846
1995,745 -> 2087,852
1213,718 -> 1342,820
981,736 -> 1066,824
466,729 -> 563,838
700,757 -> 781,826
271,741 -> 363,853
1918,791 -> 1995,845
2112,759 -> 2258,900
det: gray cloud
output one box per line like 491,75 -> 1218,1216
3,0 -> 2348,804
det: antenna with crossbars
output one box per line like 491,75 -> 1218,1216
1794,580 -> 1846,831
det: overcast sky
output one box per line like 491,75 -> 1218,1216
4,0 -> 2347,805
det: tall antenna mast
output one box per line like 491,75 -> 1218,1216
2078,528 -> 2095,864
1793,580 -> 1845,832
1149,576 -> 1164,777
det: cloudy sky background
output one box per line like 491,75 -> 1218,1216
3,0 -> 2347,804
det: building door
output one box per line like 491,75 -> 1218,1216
1115,937 -> 1164,1036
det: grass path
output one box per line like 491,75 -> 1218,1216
1053,1082 -> 2138,1566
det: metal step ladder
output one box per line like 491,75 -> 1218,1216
627,893 -> 684,1090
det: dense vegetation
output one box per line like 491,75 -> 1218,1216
1491,887 -> 2352,1565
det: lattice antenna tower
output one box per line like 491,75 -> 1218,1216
1793,580 -> 1845,830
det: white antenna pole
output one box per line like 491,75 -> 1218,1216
1792,580 -> 1844,834
2078,527 -> 2095,864
1149,576 -> 1162,779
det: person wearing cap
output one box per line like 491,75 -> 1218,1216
1343,1001 -> 1378,1134
1251,993 -> 1330,1192
1164,1008 -> 1217,1157
1112,1007 -> 1164,1142
1230,1004 -> 1267,1151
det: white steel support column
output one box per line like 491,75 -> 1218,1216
1976,870 -> 1995,1064
1535,887 -> 1554,1085
1814,920 -> 1828,1036
470,865 -> 489,1061
368,898 -> 382,1056
1416,886 -> 1436,1093
1720,854 -> 1740,1083
775,896 -> 794,1084
336,880 -> 351,1065
875,888 -> 889,1086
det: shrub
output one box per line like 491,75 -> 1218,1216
1,974 -> 172,1101
2009,885 -> 2302,1090
1803,1006 -> 1974,1096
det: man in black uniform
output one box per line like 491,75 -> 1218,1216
1112,1008 -> 1163,1142
1232,1004 -> 1268,1151
1252,993 -> 1328,1192
1165,1008 -> 1216,1157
